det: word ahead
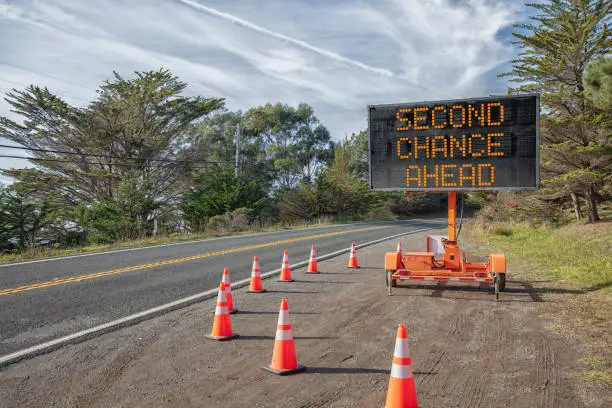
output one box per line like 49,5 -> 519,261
368,94 -> 540,191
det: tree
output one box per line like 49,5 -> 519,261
0,69 -> 225,235
0,171 -> 68,248
501,0 -> 611,223
181,167 -> 268,231
245,103 -> 332,188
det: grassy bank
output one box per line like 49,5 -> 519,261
469,220 -> 612,291
0,220 -> 341,265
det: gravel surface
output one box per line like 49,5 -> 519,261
0,229 -> 598,407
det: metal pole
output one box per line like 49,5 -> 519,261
234,124 -> 240,177
448,192 -> 457,241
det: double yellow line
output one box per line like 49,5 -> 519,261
0,225 -> 388,297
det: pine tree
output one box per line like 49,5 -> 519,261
501,0 -> 611,223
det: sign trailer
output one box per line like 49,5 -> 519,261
368,94 -> 540,299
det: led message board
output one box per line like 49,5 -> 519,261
368,94 -> 539,191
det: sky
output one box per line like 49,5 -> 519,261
0,0 -> 528,171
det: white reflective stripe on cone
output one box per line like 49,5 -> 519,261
277,310 -> 290,325
394,338 -> 410,358
423,276 -> 435,281
217,290 -> 226,303
215,306 -> 228,315
275,328 -> 293,340
390,363 -> 413,379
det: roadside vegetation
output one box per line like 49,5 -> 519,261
469,203 -> 612,290
0,0 -> 609,262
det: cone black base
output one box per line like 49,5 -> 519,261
278,279 -> 294,282
248,289 -> 266,293
262,363 -> 305,376
205,333 -> 239,341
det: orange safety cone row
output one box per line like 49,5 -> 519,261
222,267 -> 237,313
348,242 -> 359,268
279,250 -> 294,282
248,256 -> 265,293
385,323 -> 419,407
306,245 -> 319,274
263,298 -> 305,375
206,282 -> 239,341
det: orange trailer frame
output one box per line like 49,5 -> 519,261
384,192 -> 507,300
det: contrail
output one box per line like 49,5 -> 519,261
176,0 -> 394,77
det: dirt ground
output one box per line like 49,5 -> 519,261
0,228 -> 609,407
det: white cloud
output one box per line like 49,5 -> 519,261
0,0 -> 521,170
176,0 -> 394,77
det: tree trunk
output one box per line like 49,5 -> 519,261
585,187 -> 600,223
570,192 -> 583,220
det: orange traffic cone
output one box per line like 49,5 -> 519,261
396,241 -> 402,255
385,323 -> 419,407
278,250 -> 294,282
348,242 -> 359,268
221,267 -> 237,314
206,282 -> 239,341
306,245 -> 318,273
263,298 -> 305,375
248,256 -> 265,293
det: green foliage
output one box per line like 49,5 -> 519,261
0,172 -> 68,248
0,68 -> 224,235
500,0 -> 611,223
245,103 -> 332,187
77,173 -> 157,243
182,167 -> 268,231
584,56 -> 612,110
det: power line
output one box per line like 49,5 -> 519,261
0,154 -> 223,169
0,78 -> 92,104
0,61 -> 95,92
0,144 -> 233,165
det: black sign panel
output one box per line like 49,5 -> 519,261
368,94 -> 539,191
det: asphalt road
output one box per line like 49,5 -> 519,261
0,219 -> 443,355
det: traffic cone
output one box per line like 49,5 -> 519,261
348,242 -> 359,268
206,282 -> 239,341
222,267 -> 237,314
385,323 -> 419,407
248,256 -> 265,293
278,250 -> 294,282
263,298 -> 305,375
306,245 -> 318,273
397,241 -> 402,255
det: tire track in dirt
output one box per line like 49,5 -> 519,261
535,333 -> 583,408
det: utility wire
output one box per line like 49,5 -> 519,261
0,154 -> 223,169
0,144 -> 234,165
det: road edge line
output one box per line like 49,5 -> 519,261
0,220 -> 440,268
0,227 -> 435,368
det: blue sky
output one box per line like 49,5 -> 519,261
0,0 -> 527,171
